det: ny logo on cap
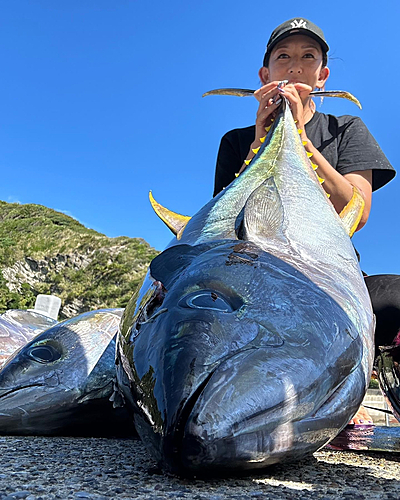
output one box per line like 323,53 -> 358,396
290,19 -> 307,29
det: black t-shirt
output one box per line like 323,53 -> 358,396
213,111 -> 395,197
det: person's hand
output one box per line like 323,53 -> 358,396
253,82 -> 282,146
240,81 -> 315,177
276,83 -> 313,141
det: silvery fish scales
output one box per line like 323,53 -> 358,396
116,99 -> 374,474
0,309 -> 57,368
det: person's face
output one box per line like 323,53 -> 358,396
259,34 -> 329,89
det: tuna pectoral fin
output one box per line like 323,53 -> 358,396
149,191 -> 191,237
339,186 -> 365,238
242,178 -> 285,241
203,88 -> 362,109
150,242 -> 221,289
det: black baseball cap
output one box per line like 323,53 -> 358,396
263,18 -> 329,67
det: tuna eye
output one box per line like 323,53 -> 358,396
27,345 -> 61,363
181,291 -> 233,312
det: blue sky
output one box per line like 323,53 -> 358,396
0,1 -> 399,275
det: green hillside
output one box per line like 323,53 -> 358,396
0,201 -> 159,318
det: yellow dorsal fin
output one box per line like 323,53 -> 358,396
149,191 -> 191,237
339,186 -> 365,237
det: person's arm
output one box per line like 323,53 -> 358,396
302,141 -> 372,230
278,84 -> 373,231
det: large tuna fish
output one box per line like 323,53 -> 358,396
115,96 -> 375,474
0,309 -> 134,436
0,309 -> 57,368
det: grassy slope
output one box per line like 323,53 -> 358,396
0,201 -> 159,316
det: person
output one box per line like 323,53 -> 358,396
213,18 -> 397,426
214,18 -> 395,217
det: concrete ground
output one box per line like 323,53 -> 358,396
0,435 -> 399,500
0,389 -> 398,500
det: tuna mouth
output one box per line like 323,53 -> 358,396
165,343 -> 364,475
164,371 -> 215,473
76,379 -> 114,403
0,384 -> 46,399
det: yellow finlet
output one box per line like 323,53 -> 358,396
235,173 -> 239,177
244,159 -> 251,166
339,186 -> 365,237
252,146 -> 260,154
297,129 -> 303,135
326,192 -> 331,198
149,191 -> 191,237
302,141 -> 308,146
259,136 -> 266,143
311,162 -> 318,171
306,151 -> 313,158
317,174 -> 325,184
265,125 -> 272,132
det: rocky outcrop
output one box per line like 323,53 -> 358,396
2,253 -> 91,291
0,201 -> 159,318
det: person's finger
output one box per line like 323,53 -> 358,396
255,81 -> 281,95
255,87 -> 280,103
275,88 -> 304,124
277,87 -> 300,105
293,83 -> 313,94
256,98 -> 281,120
278,84 -> 300,97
